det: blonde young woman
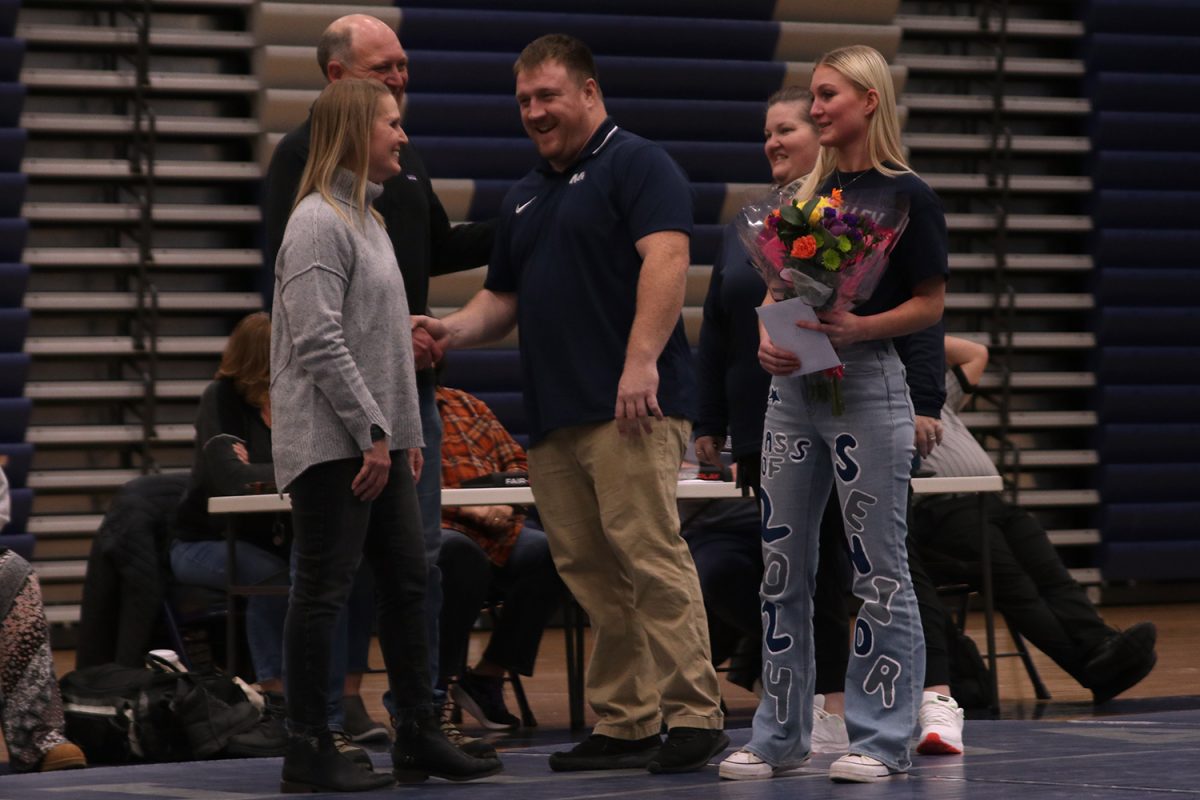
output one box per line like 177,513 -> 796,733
719,45 -> 948,783
270,78 -> 499,792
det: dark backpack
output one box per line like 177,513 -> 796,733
59,662 -> 261,763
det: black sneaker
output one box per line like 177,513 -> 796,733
1090,630 -> 1158,704
1085,623 -> 1156,681
451,671 -> 521,731
548,734 -> 661,772
647,727 -> 730,774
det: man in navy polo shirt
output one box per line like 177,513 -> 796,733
434,34 -> 727,774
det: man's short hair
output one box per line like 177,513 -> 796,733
317,24 -> 353,75
513,33 -> 598,84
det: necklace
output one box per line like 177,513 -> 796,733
834,169 -> 870,191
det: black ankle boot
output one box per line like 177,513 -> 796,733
280,732 -> 394,793
391,705 -> 503,783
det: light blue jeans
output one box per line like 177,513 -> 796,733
170,538 -> 288,682
746,340 -> 924,772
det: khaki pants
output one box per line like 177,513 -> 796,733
528,417 -> 723,739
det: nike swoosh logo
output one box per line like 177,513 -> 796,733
515,197 -> 536,214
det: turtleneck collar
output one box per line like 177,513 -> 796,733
329,166 -> 384,208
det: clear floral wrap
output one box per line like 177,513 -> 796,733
734,181 -> 910,413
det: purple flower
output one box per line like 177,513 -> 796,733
824,206 -> 838,219
848,229 -> 863,242
843,213 -> 859,227
827,222 -> 848,237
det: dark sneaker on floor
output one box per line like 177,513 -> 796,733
438,703 -> 498,759
548,734 -> 662,772
647,727 -> 730,774
1094,652 -> 1156,705
343,694 -> 391,743
1085,622 -> 1157,698
451,671 -> 521,731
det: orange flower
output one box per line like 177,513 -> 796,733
790,235 -> 817,259
829,188 -> 844,208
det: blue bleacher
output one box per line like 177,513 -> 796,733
0,307 -> 29,351
1096,269 -> 1200,306
417,137 -> 765,183
0,126 -> 24,171
405,95 -> 768,142
398,0 -> 786,21
1100,424 -> 1200,463
0,37 -> 23,83
1087,0 -> 1200,34
1093,152 -> 1200,191
1089,2 -> 1200,581
409,51 -> 787,101
0,0 -> 16,38
0,173 -> 26,217
0,352 -> 28,397
0,397 -> 30,443
401,9 -> 781,61
0,219 -> 26,263
0,263 -> 27,306
0,82 -> 23,127
1097,347 -> 1200,385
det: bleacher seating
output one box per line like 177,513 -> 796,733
1087,0 -> 1200,581
12,0 -> 1197,618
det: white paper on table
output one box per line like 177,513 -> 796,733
755,297 -> 843,377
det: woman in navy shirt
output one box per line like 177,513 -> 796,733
719,45 -> 948,784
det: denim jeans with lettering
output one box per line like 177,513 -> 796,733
746,340 -> 924,772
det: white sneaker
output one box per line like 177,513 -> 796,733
718,749 -> 809,781
829,753 -> 905,783
916,691 -> 965,755
811,695 -> 849,754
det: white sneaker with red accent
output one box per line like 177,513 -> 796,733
916,691 -> 965,755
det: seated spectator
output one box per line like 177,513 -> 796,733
0,465 -> 87,772
169,312 -> 386,754
436,385 -> 564,730
912,337 -> 1157,704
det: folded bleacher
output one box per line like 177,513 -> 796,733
1087,0 -> 1200,582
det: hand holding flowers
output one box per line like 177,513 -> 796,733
737,182 -> 909,414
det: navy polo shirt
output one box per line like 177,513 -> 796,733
816,167 -> 949,317
818,167 -> 950,416
485,118 -> 696,444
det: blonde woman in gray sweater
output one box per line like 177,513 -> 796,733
270,78 -> 500,793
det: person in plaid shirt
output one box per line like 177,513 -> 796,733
436,386 -> 564,730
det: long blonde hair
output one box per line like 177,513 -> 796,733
294,78 -> 387,227
794,45 -> 911,203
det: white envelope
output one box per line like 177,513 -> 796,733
755,297 -> 843,377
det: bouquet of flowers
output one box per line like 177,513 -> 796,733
736,182 -> 909,414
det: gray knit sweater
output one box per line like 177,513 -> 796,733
270,168 -> 422,491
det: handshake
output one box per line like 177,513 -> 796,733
411,315 -> 450,371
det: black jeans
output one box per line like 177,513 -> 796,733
912,494 -> 1114,684
285,455 -> 430,735
437,526 -> 564,681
